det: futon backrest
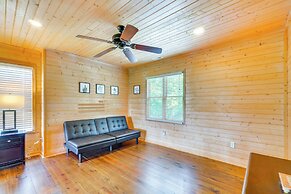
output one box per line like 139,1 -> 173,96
106,116 -> 128,132
94,118 -> 110,134
63,119 -> 98,141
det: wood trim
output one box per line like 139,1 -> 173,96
44,151 -> 66,158
284,27 -> 291,159
0,57 -> 35,67
42,49 -> 46,157
287,14 -> 291,159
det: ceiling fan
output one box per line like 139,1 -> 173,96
76,24 -> 162,63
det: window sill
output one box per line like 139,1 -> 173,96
146,118 -> 184,125
25,130 -> 37,134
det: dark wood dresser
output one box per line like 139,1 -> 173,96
242,153 -> 291,194
0,131 -> 25,170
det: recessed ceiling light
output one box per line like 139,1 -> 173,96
193,27 -> 205,36
28,19 -> 42,28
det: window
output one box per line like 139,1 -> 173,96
146,72 -> 184,123
0,63 -> 33,131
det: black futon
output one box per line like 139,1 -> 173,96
63,116 -> 140,163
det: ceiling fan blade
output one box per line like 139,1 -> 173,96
76,35 -> 112,44
131,44 -> 162,54
123,48 -> 137,63
94,47 -> 117,58
120,24 -> 139,41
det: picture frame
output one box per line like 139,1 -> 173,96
79,82 -> 90,93
96,84 -> 105,94
133,85 -> 140,94
110,85 -> 119,95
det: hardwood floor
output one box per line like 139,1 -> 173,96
0,141 -> 245,194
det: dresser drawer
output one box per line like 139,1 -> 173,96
0,136 -> 22,143
0,136 -> 23,149
0,146 -> 23,165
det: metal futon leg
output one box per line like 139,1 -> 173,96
78,153 -> 82,163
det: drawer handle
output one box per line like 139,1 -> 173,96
7,140 -> 11,143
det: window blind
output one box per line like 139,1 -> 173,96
0,63 -> 33,131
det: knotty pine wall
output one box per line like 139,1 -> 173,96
0,43 -> 42,157
129,29 -> 286,167
43,50 -> 128,156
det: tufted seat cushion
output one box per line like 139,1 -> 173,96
64,119 -> 98,141
94,118 -> 110,134
67,134 -> 115,148
107,129 -> 140,139
106,116 -> 128,132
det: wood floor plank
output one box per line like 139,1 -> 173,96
0,141 -> 245,194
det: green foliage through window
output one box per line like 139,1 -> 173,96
147,72 -> 184,123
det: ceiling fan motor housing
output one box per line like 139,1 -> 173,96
112,33 -> 127,48
117,25 -> 125,33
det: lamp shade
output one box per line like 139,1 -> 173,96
0,94 -> 25,109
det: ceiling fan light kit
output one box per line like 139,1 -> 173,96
76,24 -> 163,63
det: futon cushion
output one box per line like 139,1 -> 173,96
67,134 -> 115,148
107,116 -> 128,132
94,118 -> 110,134
108,129 -> 140,139
64,119 -> 98,141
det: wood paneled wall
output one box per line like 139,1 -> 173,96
0,43 -> 42,157
128,29 -> 286,167
43,50 -> 128,156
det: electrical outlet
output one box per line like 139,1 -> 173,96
162,131 -> 167,136
230,141 -> 236,149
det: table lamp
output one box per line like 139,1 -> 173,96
0,94 -> 24,133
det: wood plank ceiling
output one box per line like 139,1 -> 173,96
0,0 -> 290,67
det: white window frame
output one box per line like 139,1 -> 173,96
0,63 -> 34,132
146,72 -> 185,124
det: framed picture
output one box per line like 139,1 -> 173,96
110,86 -> 119,95
133,85 -> 140,94
96,84 -> 105,94
79,82 -> 90,93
